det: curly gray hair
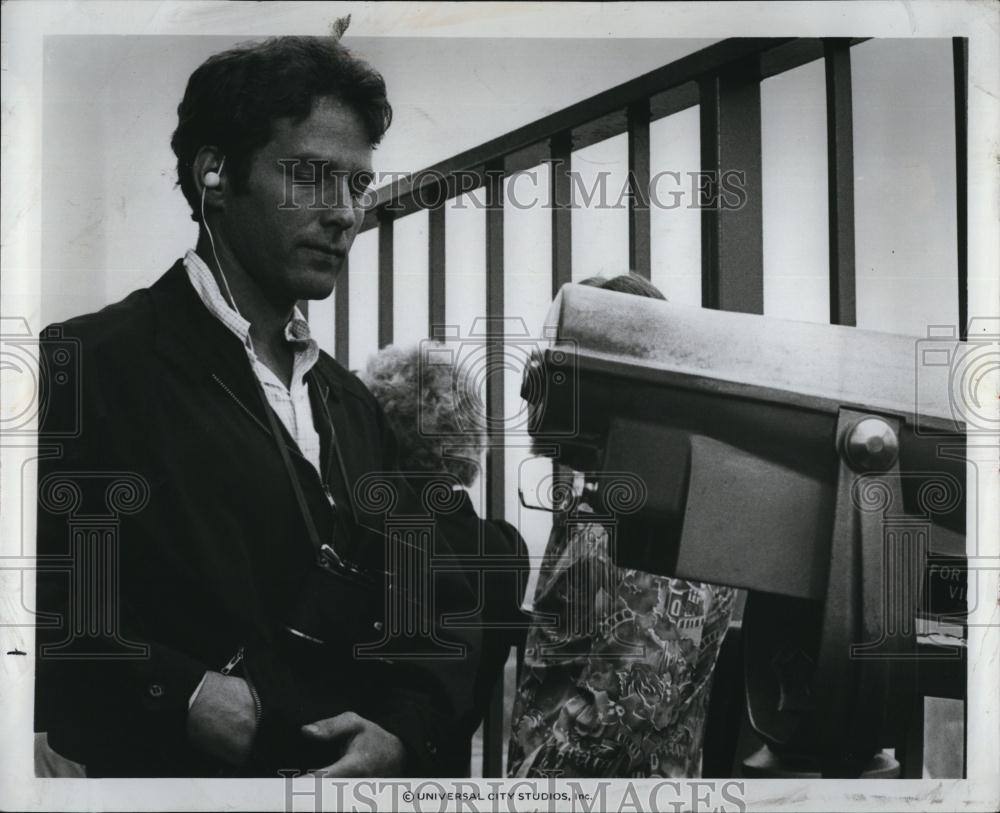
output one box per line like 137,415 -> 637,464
361,343 -> 485,487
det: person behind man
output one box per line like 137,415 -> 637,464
507,273 -> 737,779
34,31 -> 481,777
362,343 -> 531,773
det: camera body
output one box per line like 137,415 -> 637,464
524,285 -> 966,596
279,507 -> 386,659
523,283 -> 969,775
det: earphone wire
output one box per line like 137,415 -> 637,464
199,157 -> 246,328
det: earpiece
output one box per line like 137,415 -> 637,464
202,156 -> 226,190
198,155 -> 243,322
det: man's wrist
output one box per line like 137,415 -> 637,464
186,671 -> 258,765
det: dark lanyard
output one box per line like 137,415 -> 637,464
251,371 -> 326,554
248,365 -> 371,577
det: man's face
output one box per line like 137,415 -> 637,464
221,95 -> 374,304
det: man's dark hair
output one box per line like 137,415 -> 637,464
579,271 -> 667,300
171,35 -> 392,221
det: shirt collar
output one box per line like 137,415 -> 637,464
183,249 -> 316,358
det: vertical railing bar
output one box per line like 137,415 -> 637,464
482,159 -> 506,778
953,37 -> 969,342
700,74 -> 722,308
546,127 -> 576,693
824,38 -> 858,327
377,215 -> 394,348
950,38 -> 969,774
549,133 -> 575,503
627,99 -> 652,279
551,132 -> 573,296
429,202 -> 447,338
699,63 -> 764,314
335,256 -> 350,366
956,36 -> 970,764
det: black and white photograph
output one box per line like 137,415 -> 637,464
1,1 -> 997,811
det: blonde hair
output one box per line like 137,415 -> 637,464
361,343 -> 485,486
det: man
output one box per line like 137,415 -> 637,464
35,34 -> 481,778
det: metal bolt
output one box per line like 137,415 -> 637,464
843,417 -> 899,472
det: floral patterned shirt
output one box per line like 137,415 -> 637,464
508,506 -> 736,778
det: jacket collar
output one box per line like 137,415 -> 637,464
151,259 -> 246,384
150,259 -> 344,401
150,259 -> 355,493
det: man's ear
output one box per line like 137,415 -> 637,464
192,146 -> 227,209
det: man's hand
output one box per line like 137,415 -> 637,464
302,711 -> 406,777
186,671 -> 257,765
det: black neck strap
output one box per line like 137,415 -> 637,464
251,370 -> 326,555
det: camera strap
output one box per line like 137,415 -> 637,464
250,371 -> 326,556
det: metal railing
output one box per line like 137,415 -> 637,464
333,36 -> 969,777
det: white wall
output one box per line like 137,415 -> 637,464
761,57 -> 830,323
852,38 -> 959,335
650,105 -> 702,306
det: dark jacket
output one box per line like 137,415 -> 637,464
34,260 -> 482,777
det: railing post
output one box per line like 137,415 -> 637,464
428,203 -> 447,338
699,63 -> 764,314
824,38 -> 857,327
627,99 -> 652,279
952,37 -> 969,777
378,214 -> 394,348
482,160 -> 506,778
550,132 -> 573,296
953,37 -> 968,341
